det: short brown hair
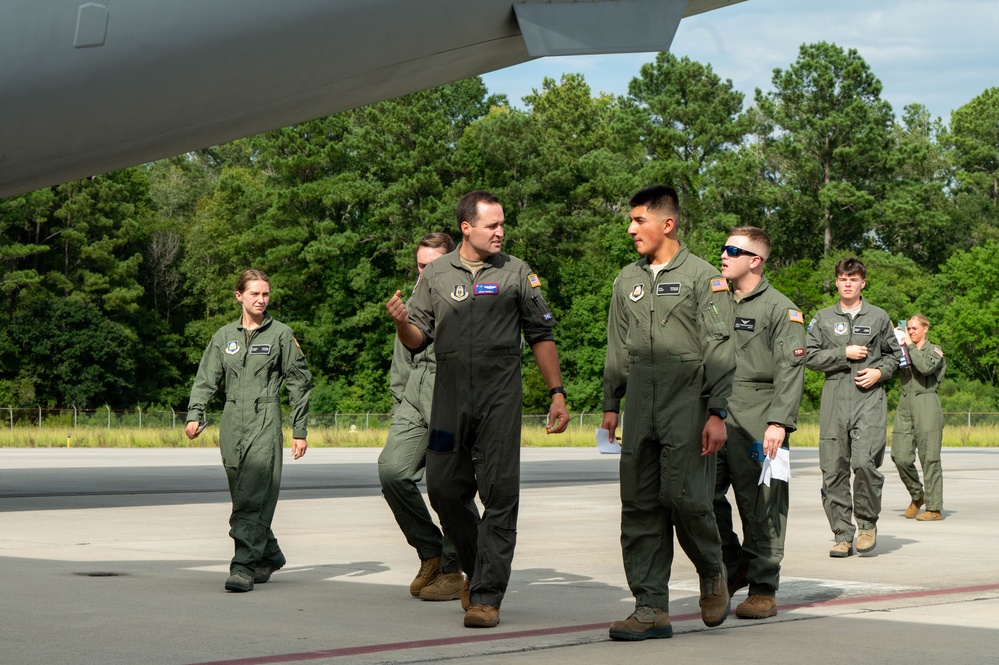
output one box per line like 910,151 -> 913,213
456,190 -> 500,228
835,257 -> 867,279
418,232 -> 456,253
236,268 -> 269,293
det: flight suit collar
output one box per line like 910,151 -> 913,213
639,242 -> 690,275
833,296 -> 871,317
450,243 -> 509,272
236,311 -> 273,332
737,275 -> 770,302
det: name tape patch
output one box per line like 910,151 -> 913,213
473,282 -> 499,296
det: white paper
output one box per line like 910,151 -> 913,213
595,428 -> 621,454
758,447 -> 791,486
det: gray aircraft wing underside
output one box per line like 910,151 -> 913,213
0,0 -> 745,198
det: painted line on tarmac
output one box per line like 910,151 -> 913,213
186,583 -> 999,665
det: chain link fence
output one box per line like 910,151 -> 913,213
8,408 -> 999,431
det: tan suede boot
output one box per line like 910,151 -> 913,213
409,556 -> 440,597
904,496 -> 924,519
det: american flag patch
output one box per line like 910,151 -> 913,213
710,278 -> 728,292
528,273 -> 541,288
788,309 -> 804,323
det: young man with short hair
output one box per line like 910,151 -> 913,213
714,227 -> 806,619
805,258 -> 902,557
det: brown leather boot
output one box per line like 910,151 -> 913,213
916,510 -> 943,521
829,540 -> 853,557
419,572 -> 464,601
904,496 -> 924,519
736,594 -> 778,619
464,604 -> 500,628
699,571 -> 730,627
857,527 -> 877,553
409,556 -> 440,597
609,605 -> 673,641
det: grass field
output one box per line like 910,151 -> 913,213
0,422 -> 995,448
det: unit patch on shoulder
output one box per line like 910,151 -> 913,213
225,341 -> 240,355
528,273 -> 541,288
711,277 -> 728,293
807,318 -> 816,332
293,338 -> 301,348
793,347 -> 806,357
788,309 -> 804,324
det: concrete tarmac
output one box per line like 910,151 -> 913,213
2,446 -> 998,665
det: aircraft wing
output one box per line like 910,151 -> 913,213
0,0 -> 745,198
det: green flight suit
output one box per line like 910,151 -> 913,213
603,244 -> 735,611
805,300 -> 901,543
405,245 -> 555,609
891,339 -> 945,511
378,335 -> 460,573
186,313 -> 312,576
714,276 -> 806,596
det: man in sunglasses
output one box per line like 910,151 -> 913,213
602,184 -> 735,641
805,258 -> 902,558
713,227 -> 806,620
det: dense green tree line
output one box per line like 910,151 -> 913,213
3,43 -> 999,415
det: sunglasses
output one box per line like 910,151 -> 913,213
721,245 -> 759,258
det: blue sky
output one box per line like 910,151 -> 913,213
481,0 -> 998,122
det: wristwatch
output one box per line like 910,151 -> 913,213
549,386 -> 567,398
708,407 -> 728,420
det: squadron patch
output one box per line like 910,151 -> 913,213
451,284 -> 468,302
788,309 -> 804,324
834,322 -> 848,335
293,338 -> 300,348
629,284 -> 645,302
807,318 -> 816,332
711,277 -> 728,293
793,347 -> 806,357
528,273 -> 542,288
225,341 -> 240,355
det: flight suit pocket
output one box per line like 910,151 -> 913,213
780,336 -> 807,367
427,429 -> 455,452
701,301 -> 730,340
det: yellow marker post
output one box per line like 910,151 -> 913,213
67,433 -> 71,448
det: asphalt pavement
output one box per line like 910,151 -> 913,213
1,445 -> 997,665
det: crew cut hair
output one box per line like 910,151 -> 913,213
729,226 -> 771,258
629,185 -> 679,217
